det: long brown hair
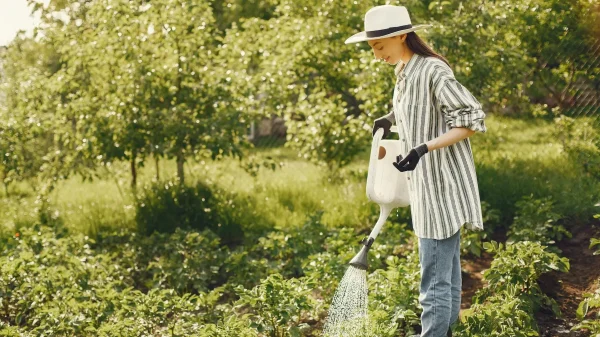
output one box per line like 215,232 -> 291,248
405,32 -> 450,67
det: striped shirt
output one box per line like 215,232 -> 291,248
384,52 -> 487,240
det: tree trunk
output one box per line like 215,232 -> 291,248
1,170 -> 8,198
131,155 -> 137,189
176,150 -> 185,185
155,156 -> 160,181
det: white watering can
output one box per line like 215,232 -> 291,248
366,126 -> 411,209
350,126 -> 411,270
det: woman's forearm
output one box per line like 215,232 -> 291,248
424,127 -> 475,152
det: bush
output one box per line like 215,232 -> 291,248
134,179 -> 244,244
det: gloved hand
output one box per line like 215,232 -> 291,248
393,143 -> 429,172
372,116 -> 393,139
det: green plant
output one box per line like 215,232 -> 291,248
460,200 -> 501,257
554,115 -> 600,180
453,283 -> 540,337
367,250 -> 421,336
134,179 -> 244,244
234,273 -> 316,337
571,236 -> 600,336
144,229 -> 229,294
474,240 -> 569,317
572,281 -> 600,336
591,236 -> 600,255
506,194 -> 571,252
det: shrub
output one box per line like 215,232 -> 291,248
252,211 -> 329,278
134,179 -> 244,244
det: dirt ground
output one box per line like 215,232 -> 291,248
459,221 -> 600,337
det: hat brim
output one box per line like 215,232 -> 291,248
344,24 -> 432,44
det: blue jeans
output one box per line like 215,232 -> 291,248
417,228 -> 461,337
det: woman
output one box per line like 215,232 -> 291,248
345,5 -> 488,337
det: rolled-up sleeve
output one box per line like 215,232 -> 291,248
436,75 -> 487,133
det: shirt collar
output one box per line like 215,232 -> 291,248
394,52 -> 422,79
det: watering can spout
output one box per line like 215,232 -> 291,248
349,237 -> 375,270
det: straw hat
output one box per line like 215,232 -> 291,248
345,5 -> 431,44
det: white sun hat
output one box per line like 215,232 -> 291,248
345,5 -> 432,44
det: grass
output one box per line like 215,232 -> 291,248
0,114 -> 598,239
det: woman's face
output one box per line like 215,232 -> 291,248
367,34 -> 406,65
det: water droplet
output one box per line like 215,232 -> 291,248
323,266 -> 372,336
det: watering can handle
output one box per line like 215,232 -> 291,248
366,128 -> 384,195
368,125 -> 398,168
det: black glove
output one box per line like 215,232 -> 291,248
393,143 -> 429,172
372,116 -> 392,139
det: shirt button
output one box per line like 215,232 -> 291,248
402,139 -> 405,142
407,177 -> 410,180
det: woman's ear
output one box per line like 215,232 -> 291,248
399,34 -> 407,43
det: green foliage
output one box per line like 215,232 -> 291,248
460,200 -> 501,257
592,236 -> 600,256
197,315 -> 259,337
367,251 -> 421,336
134,179 -> 246,244
571,236 -> 600,335
476,116 -> 600,226
220,0 -> 392,175
1,0 -> 255,191
301,251 -> 347,299
572,281 -> 600,335
252,211 -> 329,278
0,225 -> 238,336
554,115 -> 600,180
240,154 -> 283,178
422,0 -> 599,115
453,283 -> 540,337
475,240 -> 569,316
234,273 -> 316,337
506,194 -> 571,252
456,240 -> 570,336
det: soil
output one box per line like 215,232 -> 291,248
459,221 -> 600,337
